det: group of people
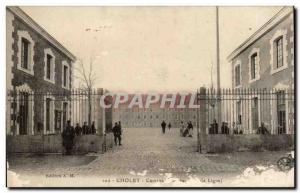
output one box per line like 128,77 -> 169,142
61,120 -> 97,155
112,121 -> 122,146
209,120 -> 230,134
209,119 -> 270,135
160,121 -> 172,134
74,121 -> 96,135
180,121 -> 194,137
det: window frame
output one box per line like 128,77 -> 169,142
62,61 -> 70,90
17,31 -> 35,75
248,48 -> 260,83
44,48 -> 56,84
234,62 -> 241,88
270,29 -> 288,75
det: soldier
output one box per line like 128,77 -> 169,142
91,121 -> 96,134
161,120 -> 166,134
112,122 -> 122,146
82,122 -> 88,135
75,123 -> 82,135
62,120 -> 75,155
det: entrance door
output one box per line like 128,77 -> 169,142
19,92 -> 29,135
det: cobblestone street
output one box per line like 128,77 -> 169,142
7,128 -> 292,187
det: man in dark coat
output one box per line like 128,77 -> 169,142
75,123 -> 82,135
161,120 -> 166,134
112,122 -> 122,146
91,121 -> 96,134
62,120 -> 75,155
82,122 -> 88,135
168,122 -> 171,130
212,119 -> 218,134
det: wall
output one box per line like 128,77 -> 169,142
7,133 -> 114,154
200,134 -> 294,153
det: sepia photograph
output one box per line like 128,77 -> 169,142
5,5 -> 295,188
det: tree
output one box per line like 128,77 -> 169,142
75,57 -> 98,126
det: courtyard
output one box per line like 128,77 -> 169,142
7,127 -> 293,187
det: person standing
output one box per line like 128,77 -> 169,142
188,121 -> 193,137
82,122 -> 88,135
161,120 -> 166,134
212,119 -> 218,134
180,121 -> 185,136
91,121 -> 96,134
62,120 -> 75,155
168,122 -> 171,130
74,123 -> 82,135
112,122 -> 122,146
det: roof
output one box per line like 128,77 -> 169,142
227,6 -> 293,61
7,6 -> 76,61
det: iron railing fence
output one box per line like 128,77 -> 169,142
196,88 -> 295,135
6,89 -> 113,136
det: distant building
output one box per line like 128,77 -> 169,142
6,7 -> 76,135
113,94 -> 198,128
227,7 -> 294,134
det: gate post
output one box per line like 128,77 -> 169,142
198,87 -> 207,153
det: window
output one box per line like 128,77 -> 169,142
18,31 -> 35,75
62,61 -> 70,89
21,38 -> 30,70
250,53 -> 258,80
46,54 -> 52,79
44,48 -> 56,83
270,30 -> 287,74
276,37 -> 283,69
235,65 -> 241,87
277,91 -> 286,134
63,65 -> 68,87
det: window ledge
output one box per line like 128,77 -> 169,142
249,77 -> 260,84
17,65 -> 34,76
270,65 -> 288,75
44,78 -> 55,84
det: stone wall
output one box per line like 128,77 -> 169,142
7,133 -> 114,154
200,134 -> 294,153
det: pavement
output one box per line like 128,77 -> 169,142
7,127 -> 293,187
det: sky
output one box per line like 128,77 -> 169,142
20,6 -> 283,92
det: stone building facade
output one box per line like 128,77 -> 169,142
227,7 -> 294,134
112,94 -> 198,128
6,7 -> 76,135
